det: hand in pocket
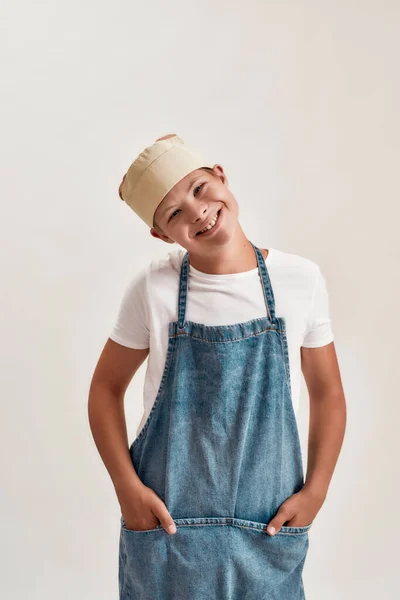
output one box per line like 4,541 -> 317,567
118,481 -> 177,534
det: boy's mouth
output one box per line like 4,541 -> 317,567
195,209 -> 222,236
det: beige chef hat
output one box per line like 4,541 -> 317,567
118,133 -> 214,229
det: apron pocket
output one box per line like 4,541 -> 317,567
229,520 -> 310,598
119,517 -> 230,599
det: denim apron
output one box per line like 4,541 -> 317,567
119,243 -> 312,599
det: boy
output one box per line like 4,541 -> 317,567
88,133 -> 346,599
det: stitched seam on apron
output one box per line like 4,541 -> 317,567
279,332 -> 292,396
131,336 -> 176,449
122,522 -> 310,534
228,521 -> 231,597
175,328 -> 279,343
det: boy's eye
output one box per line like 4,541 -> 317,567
168,183 -> 205,221
194,183 -> 204,196
169,209 -> 181,221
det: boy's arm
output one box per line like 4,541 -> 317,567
88,338 -> 149,493
301,340 -> 347,500
88,338 -> 178,533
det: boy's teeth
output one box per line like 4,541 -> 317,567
198,211 -> 219,234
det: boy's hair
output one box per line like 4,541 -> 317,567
152,166 -> 217,231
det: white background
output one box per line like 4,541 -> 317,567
1,1 -> 399,598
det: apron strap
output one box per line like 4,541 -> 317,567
250,242 -> 276,322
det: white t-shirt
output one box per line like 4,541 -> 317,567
109,247 -> 334,437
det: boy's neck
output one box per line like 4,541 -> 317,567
188,238 -> 269,276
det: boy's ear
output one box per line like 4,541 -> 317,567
118,173 -> 127,200
149,228 -> 175,244
155,133 -> 177,142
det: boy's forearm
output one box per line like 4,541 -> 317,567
88,383 -> 143,493
303,390 -> 347,500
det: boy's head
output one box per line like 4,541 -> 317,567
118,134 -> 239,252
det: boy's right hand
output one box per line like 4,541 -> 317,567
117,480 -> 177,534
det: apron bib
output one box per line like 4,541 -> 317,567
119,243 -> 312,599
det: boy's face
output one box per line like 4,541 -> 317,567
150,165 -> 239,252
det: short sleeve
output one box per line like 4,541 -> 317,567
109,267 -> 150,349
302,266 -> 334,348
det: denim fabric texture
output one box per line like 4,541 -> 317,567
119,243 -> 311,599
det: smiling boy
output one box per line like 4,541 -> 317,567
89,133 -> 346,599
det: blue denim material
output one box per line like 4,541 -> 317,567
119,243 -> 311,599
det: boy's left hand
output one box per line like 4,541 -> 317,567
266,487 -> 326,536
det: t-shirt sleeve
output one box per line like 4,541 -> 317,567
109,267 -> 150,349
302,265 -> 334,348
